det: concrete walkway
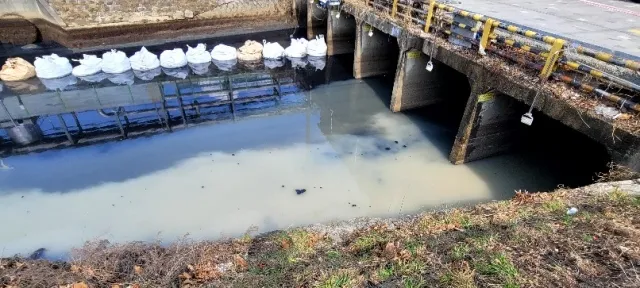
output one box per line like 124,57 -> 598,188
453,0 -> 640,59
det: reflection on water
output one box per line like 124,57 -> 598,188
0,55 -> 575,258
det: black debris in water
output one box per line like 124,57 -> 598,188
394,141 -> 399,144
232,154 -> 235,156
403,145 -> 407,148
21,195 -> 24,198
385,147 -> 391,151
296,189 -> 307,195
112,204 -> 115,207
201,186 -> 205,189
351,204 -> 357,207
320,186 -> 323,189
282,185 -> 285,188
28,248 -> 46,260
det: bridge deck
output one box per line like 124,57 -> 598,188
454,0 -> 640,58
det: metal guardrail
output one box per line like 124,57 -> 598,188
362,0 -> 640,112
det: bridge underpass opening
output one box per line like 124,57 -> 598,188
448,91 -> 611,188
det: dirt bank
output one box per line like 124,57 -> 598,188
28,16 -> 296,50
0,16 -> 38,45
2,177 -> 640,287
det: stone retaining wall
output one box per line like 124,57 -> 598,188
47,0 -> 292,27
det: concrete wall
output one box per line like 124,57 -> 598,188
353,22 -> 398,79
326,9 -> 355,56
450,87 -> 524,164
42,0 -> 292,28
0,0 -> 62,24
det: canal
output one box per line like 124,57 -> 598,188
0,35 -> 609,258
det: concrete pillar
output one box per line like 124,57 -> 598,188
307,1 -> 327,39
390,34 -> 456,112
449,82 -> 524,164
354,21 -> 398,79
326,9 -> 356,55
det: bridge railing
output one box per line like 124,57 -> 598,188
361,0 -> 640,112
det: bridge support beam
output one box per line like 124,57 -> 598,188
390,36 -> 452,112
354,21 -> 398,79
307,1 -> 327,39
449,82 -> 523,164
327,10 -> 356,55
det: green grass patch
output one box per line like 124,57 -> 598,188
402,276 -> 425,288
475,253 -> 519,286
351,231 -> 388,254
542,199 -> 565,213
319,271 -> 354,288
451,243 -> 471,260
377,264 -> 395,281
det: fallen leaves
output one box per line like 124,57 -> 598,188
233,255 -> 248,271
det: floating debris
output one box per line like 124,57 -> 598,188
296,189 -> 307,195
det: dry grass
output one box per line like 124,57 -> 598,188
2,182 -> 640,287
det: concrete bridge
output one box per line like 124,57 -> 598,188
310,0 -> 640,171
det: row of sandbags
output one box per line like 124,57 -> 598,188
0,36 -> 328,82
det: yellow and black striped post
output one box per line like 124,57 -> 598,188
424,0 -> 436,33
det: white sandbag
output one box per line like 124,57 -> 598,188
308,56 -> 326,71
162,66 -> 189,79
288,56 -> 308,69
78,72 -> 109,83
189,62 -> 210,75
307,35 -> 327,57
264,58 -> 284,69
160,48 -> 188,69
262,40 -> 285,59
186,44 -> 212,64
108,70 -> 135,85
40,74 -> 77,91
34,54 -> 72,79
212,59 -> 237,71
130,47 -> 160,71
133,67 -> 162,81
102,49 -> 131,74
72,54 -> 103,77
284,38 -> 308,58
237,40 -> 263,62
0,58 -> 36,81
211,44 -> 238,61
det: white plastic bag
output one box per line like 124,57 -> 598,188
307,35 -> 327,57
189,62 -> 210,75
163,66 -> 189,79
237,40 -> 263,61
264,58 -> 284,69
211,44 -> 238,61
130,47 -> 160,71
284,38 -> 308,58
262,40 -> 285,59
212,59 -> 237,71
78,72 -> 109,83
40,74 -> 77,91
72,54 -> 102,77
102,49 -> 131,74
186,44 -> 212,64
108,70 -> 134,85
160,48 -> 188,69
308,56 -> 326,71
0,57 -> 36,81
288,56 -> 308,69
34,54 -> 72,79
133,67 -> 162,81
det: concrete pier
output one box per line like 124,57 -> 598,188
326,10 -> 356,55
307,2 -> 327,39
353,22 -> 398,79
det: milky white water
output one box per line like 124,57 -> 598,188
0,77 -> 567,257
